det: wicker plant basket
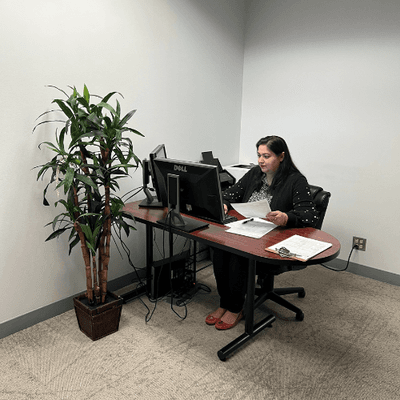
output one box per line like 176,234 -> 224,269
73,292 -> 123,341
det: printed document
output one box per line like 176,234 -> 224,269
266,235 -> 332,261
225,217 -> 277,239
231,199 -> 271,218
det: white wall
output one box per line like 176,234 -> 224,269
241,0 -> 400,275
0,0 -> 246,324
4,0 -> 399,328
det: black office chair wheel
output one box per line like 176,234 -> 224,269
298,289 -> 306,298
296,312 -> 304,321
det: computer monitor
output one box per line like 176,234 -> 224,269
139,144 -> 167,208
149,144 -> 167,198
152,157 -> 227,231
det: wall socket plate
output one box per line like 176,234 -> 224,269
353,237 -> 367,251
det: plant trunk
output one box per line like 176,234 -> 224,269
99,143 -> 111,304
74,221 -> 93,302
100,185 -> 111,303
72,185 -> 93,303
92,254 -> 100,303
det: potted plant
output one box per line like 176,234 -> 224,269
34,85 -> 143,340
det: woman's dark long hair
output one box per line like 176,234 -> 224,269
256,136 -> 300,190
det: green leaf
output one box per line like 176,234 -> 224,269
101,91 -> 119,104
53,99 -> 74,119
116,99 -> 121,118
97,102 -> 116,116
119,109 -> 136,127
36,164 -> 50,181
77,97 -> 90,111
41,181 -> 54,206
45,228 -> 68,241
46,85 -> 69,98
83,84 -> 90,104
51,214 -> 61,231
104,116 -> 112,129
39,141 -> 60,153
79,212 -> 102,220
122,127 -> 145,137
63,167 -> 75,193
87,113 -> 103,128
58,127 -> 66,153
86,241 -> 96,255
121,212 -> 135,222
79,223 -> 93,241
75,174 -> 97,190
92,225 -> 101,240
68,234 -> 81,255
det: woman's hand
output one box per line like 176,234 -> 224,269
224,204 -> 228,214
266,211 -> 288,226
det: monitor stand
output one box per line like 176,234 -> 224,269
156,173 -> 208,232
157,210 -> 208,233
139,188 -> 163,208
139,159 -> 163,208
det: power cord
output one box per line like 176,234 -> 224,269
144,209 -> 189,323
321,244 -> 358,272
121,194 -> 212,322
175,283 -> 211,307
196,261 -> 213,274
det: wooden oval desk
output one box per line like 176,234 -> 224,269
123,201 -> 341,361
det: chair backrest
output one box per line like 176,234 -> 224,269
309,185 -> 331,230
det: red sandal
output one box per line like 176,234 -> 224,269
215,310 -> 243,330
205,309 -> 226,325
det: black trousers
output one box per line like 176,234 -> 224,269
212,248 -> 248,313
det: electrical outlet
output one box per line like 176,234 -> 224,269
353,236 -> 367,251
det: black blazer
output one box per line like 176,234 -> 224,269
222,166 -> 319,228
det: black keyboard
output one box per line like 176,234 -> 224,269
222,215 -> 238,225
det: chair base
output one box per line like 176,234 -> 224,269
255,275 -> 305,321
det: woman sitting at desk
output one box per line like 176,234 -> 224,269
206,135 -> 319,330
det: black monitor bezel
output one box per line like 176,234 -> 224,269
152,157 -> 226,225
149,144 -> 167,202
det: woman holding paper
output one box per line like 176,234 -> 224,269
206,136 -> 319,330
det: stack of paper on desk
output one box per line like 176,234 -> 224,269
266,234 -> 332,262
225,217 -> 277,239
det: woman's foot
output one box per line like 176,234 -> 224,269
205,307 -> 226,325
215,310 -> 243,330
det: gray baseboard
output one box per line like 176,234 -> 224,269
321,258 -> 400,287
0,271 -> 143,340
0,248 -> 210,340
2,259 -> 399,340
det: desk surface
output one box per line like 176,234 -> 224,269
124,201 -> 340,266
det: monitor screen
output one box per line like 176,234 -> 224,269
152,157 -> 226,225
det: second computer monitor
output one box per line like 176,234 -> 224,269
149,144 -> 167,201
152,157 -> 226,225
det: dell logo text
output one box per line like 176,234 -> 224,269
174,164 -> 187,173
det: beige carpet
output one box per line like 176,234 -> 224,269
1,264 -> 400,400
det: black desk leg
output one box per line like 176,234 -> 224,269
217,259 -> 276,361
145,224 -> 153,291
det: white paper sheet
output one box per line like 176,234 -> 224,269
225,217 -> 277,239
266,235 -> 333,261
231,199 -> 271,218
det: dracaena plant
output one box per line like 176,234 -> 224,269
34,85 -> 143,304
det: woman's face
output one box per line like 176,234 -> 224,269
257,144 -> 284,174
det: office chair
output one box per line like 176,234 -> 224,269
255,185 -> 331,321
